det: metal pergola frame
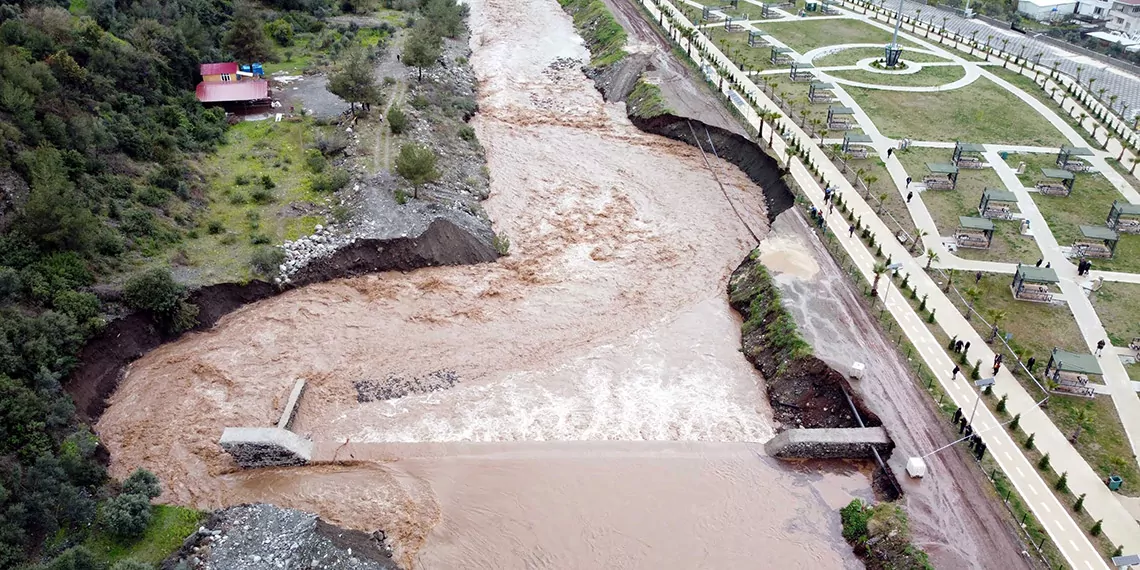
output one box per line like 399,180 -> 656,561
951,141 -> 985,164
1038,168 -> 1075,196
956,216 -> 995,249
1076,224 -> 1120,258
1010,264 -> 1059,301
1106,199 -> 1140,231
841,132 -> 873,153
770,46 -> 792,65
789,61 -> 814,81
925,162 -> 960,190
748,29 -> 766,47
978,188 -> 1018,219
1044,347 -> 1102,380
808,80 -> 833,102
1056,145 -> 1093,168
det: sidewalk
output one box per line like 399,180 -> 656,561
643,0 -> 1140,563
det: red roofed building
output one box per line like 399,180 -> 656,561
195,62 -> 270,107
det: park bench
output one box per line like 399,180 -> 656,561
1061,160 -> 1089,172
923,176 -> 953,190
828,119 -> 852,130
955,232 -> 990,249
1116,218 -> 1140,234
1073,242 -> 1113,258
1036,182 -> 1069,195
981,205 -> 1013,220
1015,284 -> 1053,302
955,156 -> 985,169
847,147 -> 869,159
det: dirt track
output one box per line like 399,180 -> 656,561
759,211 -> 1034,570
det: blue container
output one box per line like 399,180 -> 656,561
1108,475 -> 1123,491
252,63 -> 264,77
240,64 -> 252,73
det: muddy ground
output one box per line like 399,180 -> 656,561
758,210 -> 1034,570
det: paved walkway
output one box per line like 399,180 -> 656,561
643,0 -> 1140,565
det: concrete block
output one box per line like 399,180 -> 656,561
219,427 -> 313,468
277,379 -> 307,430
765,427 -> 891,459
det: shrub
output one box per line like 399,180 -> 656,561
266,18 -> 295,46
1038,452 -> 1050,470
839,499 -> 871,543
310,169 -> 351,193
314,134 -> 348,156
121,468 -> 161,499
1074,493 -> 1086,512
123,268 -> 185,315
207,220 -> 224,235
458,125 -> 476,142
1091,519 -> 1103,536
387,105 -> 408,134
103,493 -> 152,539
394,188 -> 408,205
260,175 -> 276,189
1025,432 -> 1035,450
410,94 -> 429,109
235,174 -> 250,186
251,246 -> 284,276
249,234 -> 272,245
305,149 -> 328,173
53,290 -> 100,323
1010,413 -> 1020,430
1055,471 -> 1068,493
996,394 -> 1007,413
492,233 -> 510,256
250,187 -> 275,205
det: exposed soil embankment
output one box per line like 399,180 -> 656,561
727,254 -> 882,430
68,219 -> 496,423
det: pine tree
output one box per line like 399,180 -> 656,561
403,24 -> 443,81
224,1 -> 273,63
328,48 -> 382,114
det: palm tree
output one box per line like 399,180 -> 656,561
926,248 -> 938,269
964,286 -> 982,321
877,192 -> 888,213
1076,65 -> 1083,85
871,262 -> 888,296
1000,39 -> 1010,67
910,228 -> 927,253
1051,60 -> 1060,79
1110,94 -> 1119,113
986,308 -> 1007,343
855,167 -> 867,195
1070,406 -> 1091,443
765,111 -> 780,147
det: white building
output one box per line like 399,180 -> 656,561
1018,0 -> 1079,21
1107,0 -> 1140,34
1076,0 -> 1113,18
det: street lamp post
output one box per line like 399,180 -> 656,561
969,377 -> 996,426
883,262 -> 903,307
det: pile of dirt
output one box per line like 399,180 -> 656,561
66,218 -> 496,423
727,253 -> 882,431
163,503 -> 399,570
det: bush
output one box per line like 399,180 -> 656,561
251,246 -> 285,276
103,493 -> 152,539
310,169 -> 351,193
234,174 -> 250,186
250,187 -> 275,205
266,18 -> 295,46
121,468 -> 161,499
492,233 -> 510,256
207,220 -> 224,235
1038,452 -> 1050,470
458,125 -> 476,142
387,105 -> 408,134
305,149 -> 328,173
410,94 -> 429,109
260,175 -> 276,189
123,268 -> 185,315
313,134 -> 348,156
839,499 -> 871,542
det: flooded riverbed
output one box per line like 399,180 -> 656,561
94,0 -> 874,564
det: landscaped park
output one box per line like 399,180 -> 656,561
648,0 -> 1140,564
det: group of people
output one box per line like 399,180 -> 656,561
1077,258 -> 1094,276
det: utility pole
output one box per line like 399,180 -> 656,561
886,0 -> 904,67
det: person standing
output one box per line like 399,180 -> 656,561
887,148 -> 894,158
1026,356 -> 1036,372
964,341 -> 971,354
1035,258 -> 1043,267
975,271 -> 982,284
1096,339 -> 1106,356
905,176 -> 912,187
849,223 -> 856,237
906,191 -> 913,203
952,365 -> 961,379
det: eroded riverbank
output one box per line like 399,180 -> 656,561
93,0 -> 876,566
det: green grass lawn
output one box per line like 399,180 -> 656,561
759,17 -> 915,53
987,67 -> 1101,149
706,26 -> 784,72
827,64 -> 966,87
85,505 -> 205,565
1045,395 -> 1140,496
897,148 -> 1040,263
1090,282 -> 1140,346
178,119 -> 329,284
844,76 -> 1066,145
1008,153 -> 1140,272
761,74 -> 832,127
811,46 -> 949,67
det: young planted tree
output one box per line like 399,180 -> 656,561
1070,405 -> 1091,444
403,24 -> 443,81
395,143 -> 440,198
986,308 -> 1007,343
871,262 -> 887,297
926,248 -> 938,269
963,286 -> 982,321
327,48 -> 382,115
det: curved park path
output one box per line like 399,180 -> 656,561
643,0 -> 1140,566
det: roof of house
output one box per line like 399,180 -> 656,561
195,80 -> 269,103
200,62 -> 239,75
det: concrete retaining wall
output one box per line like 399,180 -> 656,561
219,427 -> 313,468
765,427 -> 892,459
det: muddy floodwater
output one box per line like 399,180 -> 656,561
94,0 -> 875,565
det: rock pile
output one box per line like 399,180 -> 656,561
164,504 -> 397,570
276,224 -> 356,284
353,369 -> 461,402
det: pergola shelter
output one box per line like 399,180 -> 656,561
701,5 -> 724,20
770,46 -> 792,65
1010,264 -> 1058,302
955,216 -> 994,249
1035,168 -> 1075,196
1106,199 -> 1140,233
826,106 -> 854,130
789,61 -> 814,82
724,16 -> 745,31
923,162 -> 959,190
808,81 -> 834,103
841,133 -> 873,159
822,0 -> 839,13
952,142 -> 986,169
1056,145 -> 1093,172
748,30 -> 766,48
1073,225 -> 1119,258
978,188 -> 1017,219
1043,348 -> 1102,397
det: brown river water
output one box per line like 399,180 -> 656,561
95,0 -> 873,566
